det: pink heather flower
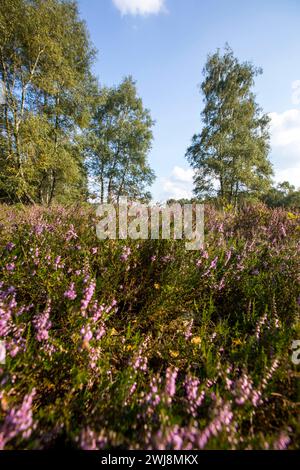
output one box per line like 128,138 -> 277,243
131,350 -> 148,372
105,299 -> 117,313
79,428 -> 107,450
6,263 -> 15,272
255,312 -> 268,339
91,247 -> 98,255
95,324 -> 106,341
185,375 -> 205,417
224,249 -> 232,266
64,282 -> 77,300
65,224 -> 78,242
81,280 -> 96,314
165,367 -> 178,405
197,402 -> 233,449
0,389 -> 36,449
5,242 -> 15,252
32,301 -> 51,342
261,358 -> 280,390
184,319 -> 193,340
273,432 -> 290,450
209,256 -> 218,270
280,224 -> 287,238
81,325 -> 93,344
144,376 -> 162,414
120,246 -> 131,262
88,347 -> 101,370
54,256 -> 61,270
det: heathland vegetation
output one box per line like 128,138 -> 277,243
0,0 -> 299,450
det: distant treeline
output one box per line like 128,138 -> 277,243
0,2 -> 298,208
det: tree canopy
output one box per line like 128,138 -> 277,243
81,77 -> 155,203
186,45 -> 273,205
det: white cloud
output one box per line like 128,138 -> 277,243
269,108 -> 300,169
269,81 -> 300,189
273,166 -> 300,188
112,0 -> 166,16
160,166 -> 194,200
292,80 -> 300,105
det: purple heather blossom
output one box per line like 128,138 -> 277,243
197,402 -> 233,449
5,263 -> 15,272
95,324 -> 106,341
131,350 -> 148,372
5,242 -> 15,252
165,367 -> 178,405
79,428 -> 107,450
203,256 -> 218,276
185,375 -> 205,417
120,246 -> 131,262
65,224 -> 78,242
273,432 -> 290,450
32,300 -> 52,342
81,280 -> 96,314
81,325 -> 93,344
64,282 -> 77,300
0,389 -> 36,449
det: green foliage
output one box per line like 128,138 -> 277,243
262,181 -> 300,209
0,203 -> 299,449
0,0 -> 95,204
81,77 -> 155,202
186,45 -> 273,205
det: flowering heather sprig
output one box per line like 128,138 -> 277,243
64,282 -> 77,300
131,348 -> 148,372
143,375 -> 162,415
5,263 -> 15,272
197,401 -> 233,449
81,279 -> 96,315
183,319 -> 193,340
79,428 -> 107,450
65,224 -> 78,242
0,389 -> 36,449
88,346 -> 101,371
260,358 -> 280,391
153,425 -> 185,450
164,367 -> 178,405
5,242 -> 15,252
81,325 -> 93,345
124,381 -> 137,406
273,431 -> 291,450
90,301 -> 105,323
120,246 -> 131,262
0,301 -> 11,338
184,375 -> 205,417
224,249 -> 232,266
105,299 -> 117,314
255,312 -> 268,339
33,300 -> 52,342
203,256 -> 218,276
54,256 -> 61,270
95,324 -> 106,341
233,373 -> 256,406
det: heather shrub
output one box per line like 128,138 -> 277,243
0,204 -> 299,449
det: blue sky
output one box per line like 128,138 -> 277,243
78,0 -> 300,201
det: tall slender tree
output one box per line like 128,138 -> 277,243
0,0 -> 95,204
82,77 -> 155,203
186,45 -> 273,205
